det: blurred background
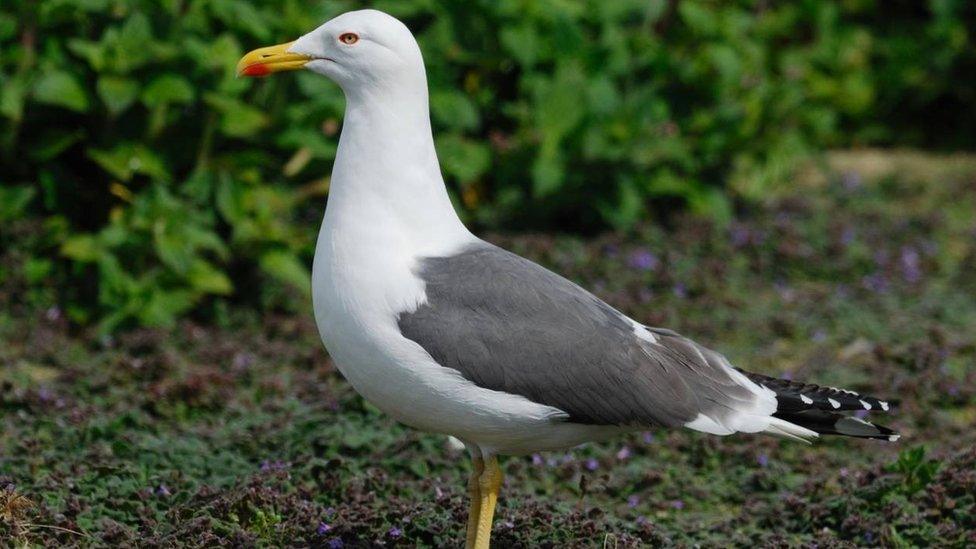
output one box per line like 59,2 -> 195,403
1,0 -> 974,331
2,1 -> 975,546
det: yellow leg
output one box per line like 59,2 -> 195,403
464,457 -> 484,549
473,456 -> 503,549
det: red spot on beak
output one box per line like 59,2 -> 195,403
241,63 -> 271,77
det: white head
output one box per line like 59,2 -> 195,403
237,10 -> 427,100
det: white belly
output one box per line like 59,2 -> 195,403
309,218 -> 621,455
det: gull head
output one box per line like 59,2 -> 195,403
236,9 -> 424,94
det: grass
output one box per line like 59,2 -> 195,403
2,151 -> 975,547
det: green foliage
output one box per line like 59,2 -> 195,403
888,446 -> 941,495
1,0 -> 973,329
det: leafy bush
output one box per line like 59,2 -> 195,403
1,0 -> 972,329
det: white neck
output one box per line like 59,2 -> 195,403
323,77 -> 472,253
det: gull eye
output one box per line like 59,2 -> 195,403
339,33 -> 359,45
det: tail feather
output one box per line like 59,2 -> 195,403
740,369 -> 899,441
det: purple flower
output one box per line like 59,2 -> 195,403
900,246 -> 922,283
627,495 -> 640,508
642,432 -> 655,444
260,459 -> 289,472
616,446 -> 631,461
841,171 -> 862,191
672,283 -> 688,299
756,454 -> 769,468
811,329 -> 827,343
670,500 -> 684,510
388,526 -> 402,539
862,273 -> 888,293
730,225 -> 751,248
45,306 -> 62,321
155,484 -> 171,497
584,458 -> 599,471
841,227 -> 856,247
628,249 -> 659,272
531,453 -> 544,466
636,515 -> 648,525
317,522 -> 332,535
327,540 -> 344,549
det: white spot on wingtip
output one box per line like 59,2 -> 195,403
828,398 -> 841,409
860,400 -> 872,410
879,401 -> 890,411
800,395 -> 813,405
888,434 -> 900,442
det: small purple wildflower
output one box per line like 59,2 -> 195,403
260,459 -> 289,472
636,515 -> 648,526
864,531 -> 875,544
317,522 -> 332,535
948,385 -> 960,397
628,249 -> 659,272
672,283 -> 688,299
45,306 -> 62,322
862,273 -> 889,293
841,171 -> 862,191
642,432 -> 655,444
730,225 -> 751,248
388,526 -> 402,539
37,387 -> 55,403
811,329 -> 827,343
627,495 -> 640,508
327,539 -> 344,549
840,227 -> 856,247
155,484 -> 171,497
756,454 -> 769,468
900,246 -> 922,283
616,446 -> 631,461
584,458 -> 599,471
670,500 -> 685,510
531,453 -> 544,466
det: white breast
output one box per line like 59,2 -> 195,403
311,205 -> 613,454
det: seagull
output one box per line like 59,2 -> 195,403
237,10 -> 898,548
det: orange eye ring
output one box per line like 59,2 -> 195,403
339,33 -> 359,45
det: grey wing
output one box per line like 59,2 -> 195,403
396,242 -> 772,431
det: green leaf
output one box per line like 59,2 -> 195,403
204,93 -> 269,138
32,70 -> 90,112
430,91 -> 480,131
142,74 -> 195,108
97,76 -> 140,115
88,145 -> 170,182
61,234 -> 101,262
187,259 -> 233,295
436,135 -> 491,182
0,185 -> 36,221
259,250 -> 310,297
0,75 -> 27,120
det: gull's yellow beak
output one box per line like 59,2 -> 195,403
237,41 -> 310,77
